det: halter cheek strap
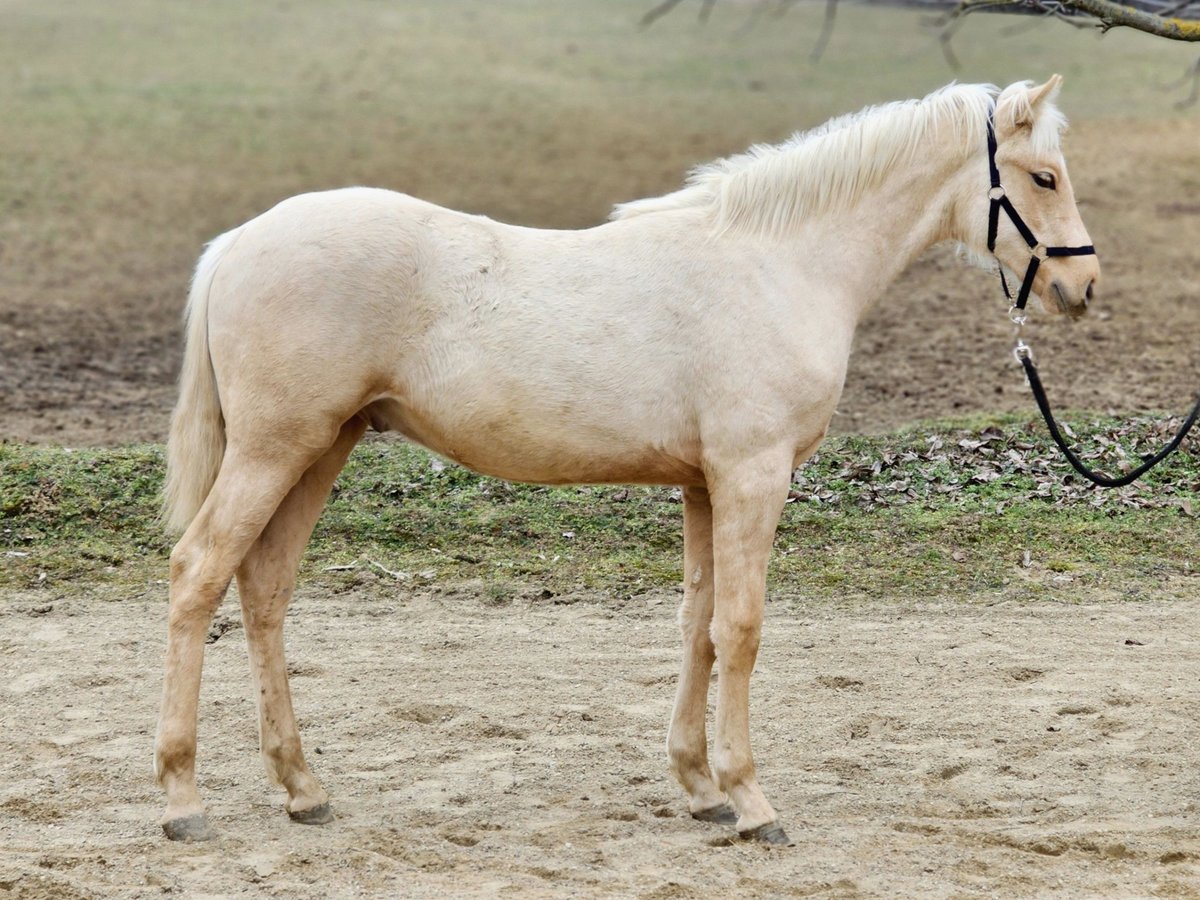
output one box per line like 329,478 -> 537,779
985,110 -> 1096,314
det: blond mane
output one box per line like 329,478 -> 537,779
611,82 -> 1064,239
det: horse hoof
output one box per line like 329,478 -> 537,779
162,814 -> 214,842
692,803 -> 738,826
740,822 -> 793,847
288,802 -> 335,826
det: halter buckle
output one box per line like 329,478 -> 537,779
1032,243 -> 1048,261
987,186 -> 1005,201
1008,305 -> 1027,326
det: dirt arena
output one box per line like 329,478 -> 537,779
3,587 -> 1200,898
3,2 -> 1200,895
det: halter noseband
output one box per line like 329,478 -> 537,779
985,108 -> 1096,317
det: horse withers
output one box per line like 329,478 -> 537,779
155,76 -> 1099,844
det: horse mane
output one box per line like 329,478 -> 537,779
611,82 -> 1064,239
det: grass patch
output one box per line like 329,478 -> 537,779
3,414 -> 1198,602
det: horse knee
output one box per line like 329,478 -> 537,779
710,615 -> 761,660
678,607 -> 715,651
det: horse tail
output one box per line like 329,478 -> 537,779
161,227 -> 242,533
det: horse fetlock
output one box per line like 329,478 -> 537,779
712,748 -> 755,792
724,780 -> 778,836
153,737 -> 195,787
666,732 -> 705,772
674,769 -> 726,811
281,772 -> 328,809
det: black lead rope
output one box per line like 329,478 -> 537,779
986,108 -> 1197,487
1018,352 -> 1200,488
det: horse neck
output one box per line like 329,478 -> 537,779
784,139 -> 977,324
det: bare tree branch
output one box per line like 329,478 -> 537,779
645,0 -> 1200,40
810,0 -> 840,60
644,0 -> 1200,105
642,0 -> 720,28
938,0 -> 1200,38
938,20 -> 964,70
640,0 -> 690,29
1068,0 -> 1200,37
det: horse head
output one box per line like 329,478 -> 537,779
984,75 -> 1100,319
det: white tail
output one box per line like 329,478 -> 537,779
161,228 -> 242,532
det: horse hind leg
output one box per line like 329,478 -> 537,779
235,416 -> 366,826
155,424 -> 347,841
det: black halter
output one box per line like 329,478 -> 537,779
985,110 -> 1096,314
989,107 -> 1200,488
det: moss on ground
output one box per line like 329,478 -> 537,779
2,414 -> 1198,602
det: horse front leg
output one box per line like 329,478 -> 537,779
666,486 -> 734,824
708,456 -> 793,845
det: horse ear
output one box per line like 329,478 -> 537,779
1027,74 -> 1063,113
995,75 -> 1062,136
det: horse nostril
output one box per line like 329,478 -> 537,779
1085,280 -> 1095,303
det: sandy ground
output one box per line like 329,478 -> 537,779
3,585 -> 1200,897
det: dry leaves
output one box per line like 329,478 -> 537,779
794,417 -> 1200,513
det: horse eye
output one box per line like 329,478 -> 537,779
1031,172 -> 1057,191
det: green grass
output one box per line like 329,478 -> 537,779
3,414 -> 1198,602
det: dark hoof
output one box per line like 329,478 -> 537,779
692,803 -> 738,826
288,802 -> 335,826
162,814 -> 214,842
740,822 -> 793,847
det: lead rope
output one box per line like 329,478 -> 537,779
987,109 -> 1200,487
1012,328 -> 1200,488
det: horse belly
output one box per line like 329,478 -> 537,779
361,397 -> 703,487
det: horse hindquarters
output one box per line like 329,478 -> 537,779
156,220 -> 378,839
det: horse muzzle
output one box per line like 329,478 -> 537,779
1049,276 -> 1097,320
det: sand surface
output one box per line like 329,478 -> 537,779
3,586 -> 1200,897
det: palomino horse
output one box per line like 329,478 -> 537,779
156,76 -> 1099,844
